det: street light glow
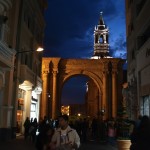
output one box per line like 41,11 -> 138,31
16,47 -> 44,55
36,47 -> 44,52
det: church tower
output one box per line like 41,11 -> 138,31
93,12 -> 109,58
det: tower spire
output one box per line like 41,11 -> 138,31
99,11 -> 104,25
93,12 -> 109,58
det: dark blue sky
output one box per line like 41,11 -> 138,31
43,0 -> 126,104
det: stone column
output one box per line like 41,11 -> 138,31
40,71 -> 48,119
102,71 -> 108,120
52,70 -> 57,119
102,60 -> 109,120
112,62 -> 118,118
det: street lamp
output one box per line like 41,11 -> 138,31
16,47 -> 44,55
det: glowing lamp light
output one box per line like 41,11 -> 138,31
78,113 -> 81,117
36,47 -> 44,52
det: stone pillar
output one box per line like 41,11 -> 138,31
102,60 -> 109,120
102,71 -> 108,120
52,70 -> 57,119
40,71 -> 48,119
112,62 -> 118,118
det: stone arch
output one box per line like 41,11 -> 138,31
57,71 -> 103,118
62,70 -> 102,94
41,57 -> 125,120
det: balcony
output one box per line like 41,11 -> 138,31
19,65 -> 42,87
19,65 -> 36,85
0,41 -> 15,68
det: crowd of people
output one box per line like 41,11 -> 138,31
23,114 -> 150,150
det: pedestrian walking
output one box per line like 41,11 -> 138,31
49,114 -> 80,150
23,117 -> 30,140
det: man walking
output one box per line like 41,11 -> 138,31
50,114 -> 80,150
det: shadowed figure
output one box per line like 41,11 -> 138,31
130,115 -> 150,150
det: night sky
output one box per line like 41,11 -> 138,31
43,0 -> 127,104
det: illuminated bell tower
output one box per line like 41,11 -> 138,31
94,12 -> 109,58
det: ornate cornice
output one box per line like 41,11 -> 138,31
0,0 -> 12,13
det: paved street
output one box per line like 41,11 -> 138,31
0,135 -> 118,150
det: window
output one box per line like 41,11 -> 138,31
137,25 -> 150,50
141,96 -> 150,116
136,0 -> 147,16
137,35 -> 146,50
131,49 -> 135,60
99,36 -> 103,43
127,0 -> 134,8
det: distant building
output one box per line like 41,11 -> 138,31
69,104 -> 86,116
61,104 -> 86,116
126,0 -> 150,118
0,0 -> 47,141
61,105 -> 70,115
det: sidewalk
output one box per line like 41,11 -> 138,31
0,135 -> 118,150
0,135 -> 36,150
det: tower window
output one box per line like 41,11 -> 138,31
99,36 -> 103,43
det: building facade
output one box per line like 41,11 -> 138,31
0,0 -> 47,140
0,0 -> 16,141
126,0 -> 150,119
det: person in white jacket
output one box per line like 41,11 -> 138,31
50,114 -> 80,150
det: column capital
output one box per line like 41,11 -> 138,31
111,62 -> 118,74
103,70 -> 109,75
52,70 -> 58,76
43,70 -> 49,75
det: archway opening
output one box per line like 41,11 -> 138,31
61,75 -> 100,119
61,75 -> 88,105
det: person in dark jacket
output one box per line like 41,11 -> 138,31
130,115 -> 150,150
23,117 -> 30,139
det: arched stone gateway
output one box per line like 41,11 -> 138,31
41,57 -> 125,120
